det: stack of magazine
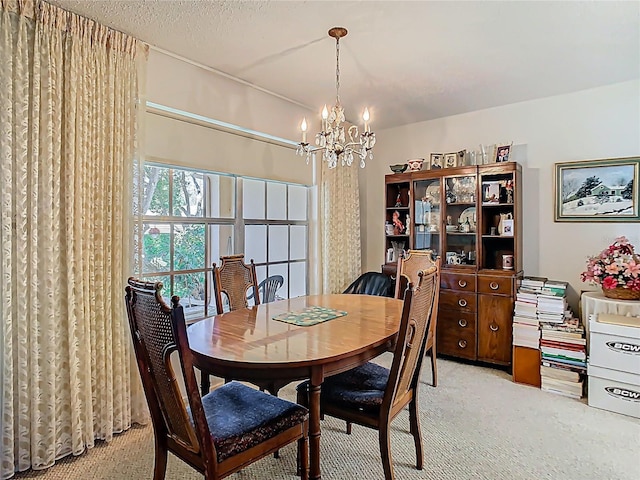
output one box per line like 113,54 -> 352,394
540,317 -> 586,398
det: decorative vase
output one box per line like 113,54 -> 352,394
602,288 -> 640,301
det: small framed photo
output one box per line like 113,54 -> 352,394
430,153 -> 443,169
457,150 -> 466,167
496,144 -> 511,162
482,181 -> 501,203
502,219 -> 514,236
444,153 -> 457,168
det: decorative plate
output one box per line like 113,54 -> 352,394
425,184 -> 440,206
459,207 -> 476,227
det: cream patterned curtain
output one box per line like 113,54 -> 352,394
0,1 -> 147,477
321,162 -> 362,293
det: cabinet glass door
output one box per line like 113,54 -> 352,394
413,178 -> 441,257
443,174 -> 477,267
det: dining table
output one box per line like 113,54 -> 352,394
187,293 -> 403,480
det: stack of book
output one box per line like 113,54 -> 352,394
512,276 -> 545,349
536,280 -> 569,324
513,294 -> 540,348
540,317 -> 587,399
512,277 -> 546,387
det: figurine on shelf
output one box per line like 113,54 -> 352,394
395,187 -> 403,207
392,210 -> 405,235
505,179 -> 514,203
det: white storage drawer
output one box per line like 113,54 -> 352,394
588,364 -> 640,419
589,320 -> 640,375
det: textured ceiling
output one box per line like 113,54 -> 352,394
48,0 -> 640,130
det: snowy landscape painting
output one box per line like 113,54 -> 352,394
555,157 -> 639,222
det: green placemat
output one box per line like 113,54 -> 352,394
272,306 -> 347,327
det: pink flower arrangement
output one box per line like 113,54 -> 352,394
581,236 -> 640,291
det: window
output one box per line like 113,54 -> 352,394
136,164 -> 309,320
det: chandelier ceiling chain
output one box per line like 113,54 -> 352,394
296,27 -> 376,168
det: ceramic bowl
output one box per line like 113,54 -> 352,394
389,163 -> 408,173
407,158 -> 424,171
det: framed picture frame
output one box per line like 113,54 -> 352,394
482,181 -> 501,204
430,153 -> 443,170
444,153 -> 457,168
496,144 -> 512,162
554,156 -> 639,222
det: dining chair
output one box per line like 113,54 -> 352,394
343,271 -> 394,297
248,274 -> 284,304
342,271 -> 394,434
125,278 -> 309,480
212,254 -> 260,314
296,263 -> 440,480
395,249 -> 440,387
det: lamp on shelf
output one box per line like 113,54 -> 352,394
296,27 -> 376,169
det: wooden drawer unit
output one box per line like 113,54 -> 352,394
439,290 -> 477,314
441,273 -> 476,292
478,275 -> 514,296
437,311 -> 477,360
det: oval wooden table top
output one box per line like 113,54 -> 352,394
187,294 -> 403,374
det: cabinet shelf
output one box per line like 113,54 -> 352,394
446,232 -> 476,236
386,206 -> 410,210
481,235 -> 515,239
482,202 -> 514,207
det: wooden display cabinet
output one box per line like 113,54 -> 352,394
383,163 -> 523,366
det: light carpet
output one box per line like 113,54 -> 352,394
13,356 -> 640,480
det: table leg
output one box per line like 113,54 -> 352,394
308,380 -> 321,480
200,370 -> 210,396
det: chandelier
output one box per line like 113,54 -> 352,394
296,27 -> 376,168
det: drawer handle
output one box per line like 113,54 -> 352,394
490,282 -> 499,290
458,339 -> 467,349
458,319 -> 468,328
490,323 -> 499,332
458,299 -> 467,307
458,280 -> 467,288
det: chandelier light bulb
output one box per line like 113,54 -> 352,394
363,108 -> 370,132
301,117 -> 307,143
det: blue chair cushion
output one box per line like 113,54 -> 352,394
192,381 -> 308,462
298,362 -> 390,414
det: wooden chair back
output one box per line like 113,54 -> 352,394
384,263 -> 440,413
395,250 -> 441,387
125,278 -> 215,468
213,254 -> 260,314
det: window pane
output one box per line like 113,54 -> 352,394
142,223 -> 170,273
267,182 -> 287,220
290,225 -> 306,260
206,174 -> 235,218
174,223 -> 205,270
288,185 -> 307,220
290,262 -> 306,298
209,224 -> 234,266
269,263 -> 289,299
268,225 -> 289,262
243,179 -> 265,219
245,225 -> 267,263
174,272 -> 205,319
173,170 -> 204,217
143,165 -> 169,215
255,265 -> 267,286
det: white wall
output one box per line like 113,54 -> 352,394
363,80 -> 640,309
